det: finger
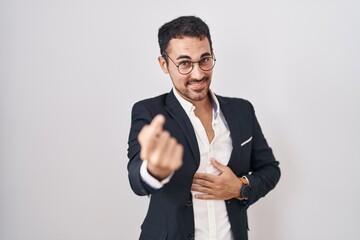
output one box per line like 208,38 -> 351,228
140,115 -> 165,144
194,193 -> 215,200
149,114 -> 165,136
164,139 -> 183,170
162,137 -> 178,168
211,158 -> 227,173
191,185 -> 214,194
193,173 -> 215,182
151,131 -> 171,166
138,115 -> 165,159
192,178 -> 214,188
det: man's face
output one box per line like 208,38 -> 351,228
159,37 -> 213,104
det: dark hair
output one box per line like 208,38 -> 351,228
158,16 -> 213,56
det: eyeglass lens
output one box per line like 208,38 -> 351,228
178,57 -> 215,74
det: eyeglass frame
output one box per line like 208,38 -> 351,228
162,52 -> 216,75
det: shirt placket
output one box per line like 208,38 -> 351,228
190,108 -> 219,240
207,116 -> 218,240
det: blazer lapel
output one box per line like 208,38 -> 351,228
217,96 -> 242,170
165,90 -> 200,167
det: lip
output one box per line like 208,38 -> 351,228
187,79 -> 207,91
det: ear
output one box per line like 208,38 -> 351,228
158,56 -> 169,74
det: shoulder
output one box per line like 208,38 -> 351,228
131,92 -> 170,119
216,94 -> 254,112
132,93 -> 169,113
133,93 -> 168,107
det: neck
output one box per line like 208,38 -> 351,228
191,94 -> 212,110
173,88 -> 213,111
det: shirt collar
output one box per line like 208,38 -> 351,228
173,88 -> 220,119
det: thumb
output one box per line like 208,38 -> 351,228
211,158 -> 227,172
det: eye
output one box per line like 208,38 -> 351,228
178,61 -> 192,67
200,57 -> 211,64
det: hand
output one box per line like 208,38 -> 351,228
138,114 -> 183,180
191,158 -> 242,200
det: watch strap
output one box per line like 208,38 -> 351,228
236,176 -> 251,200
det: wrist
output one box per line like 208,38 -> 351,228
147,164 -> 171,181
236,176 -> 252,200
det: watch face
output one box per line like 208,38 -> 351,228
241,185 -> 251,198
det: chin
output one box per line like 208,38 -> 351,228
188,90 -> 209,102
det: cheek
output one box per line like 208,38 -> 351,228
171,75 -> 189,86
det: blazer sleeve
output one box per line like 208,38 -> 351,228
127,101 -> 157,196
245,103 -> 281,206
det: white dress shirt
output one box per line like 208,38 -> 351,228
140,89 -> 234,240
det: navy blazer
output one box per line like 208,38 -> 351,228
127,90 -> 280,240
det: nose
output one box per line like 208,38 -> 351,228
190,63 -> 205,80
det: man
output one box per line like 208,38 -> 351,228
127,16 -> 280,240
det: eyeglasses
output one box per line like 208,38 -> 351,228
162,52 -> 216,75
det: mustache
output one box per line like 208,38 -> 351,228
187,77 -> 208,84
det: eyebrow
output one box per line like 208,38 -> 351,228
176,52 -> 212,60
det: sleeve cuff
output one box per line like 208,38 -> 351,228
140,160 -> 174,189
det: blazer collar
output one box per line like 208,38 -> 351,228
217,97 -> 245,170
217,96 -> 241,147
165,90 -> 200,166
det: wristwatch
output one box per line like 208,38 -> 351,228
236,176 -> 251,200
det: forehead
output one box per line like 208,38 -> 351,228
166,37 -> 211,58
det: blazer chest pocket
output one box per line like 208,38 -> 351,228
240,136 -> 252,147
239,136 -> 252,166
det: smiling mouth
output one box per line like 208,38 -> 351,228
186,79 -> 208,93
187,78 -> 207,86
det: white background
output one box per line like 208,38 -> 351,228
1,0 -> 359,239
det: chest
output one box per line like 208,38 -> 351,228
189,112 -> 233,174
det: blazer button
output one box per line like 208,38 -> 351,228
188,233 -> 195,240
186,200 -> 192,207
